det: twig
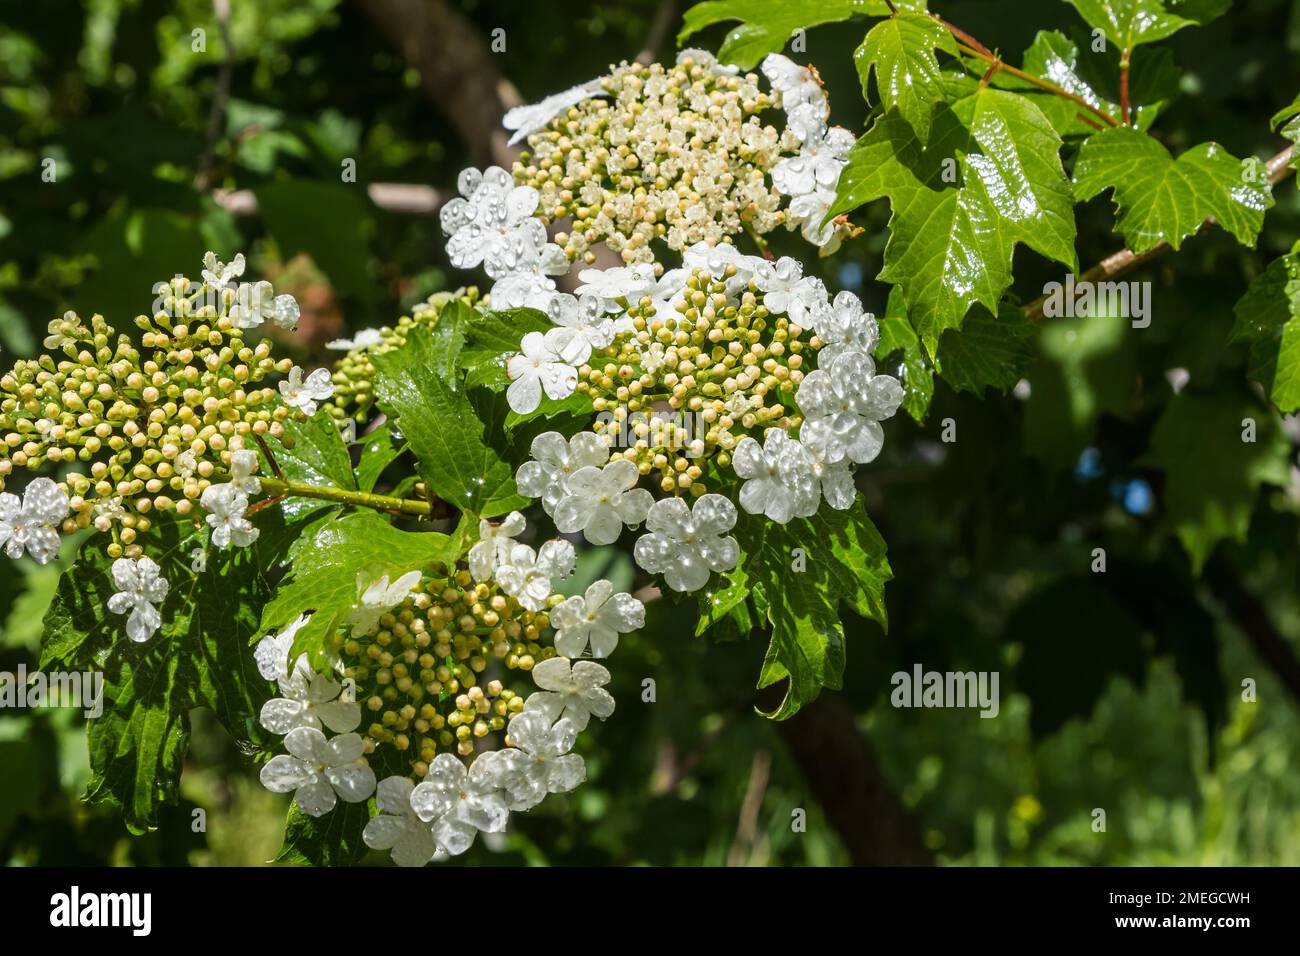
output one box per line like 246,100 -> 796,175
1206,554 -> 1300,707
636,0 -> 678,65
194,0 -> 235,192
212,183 -> 443,217
1119,50 -> 1132,126
726,750 -> 771,867
258,475 -> 440,518
1025,145 -> 1296,321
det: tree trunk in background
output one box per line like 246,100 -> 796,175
775,693 -> 935,866
353,0 -> 522,169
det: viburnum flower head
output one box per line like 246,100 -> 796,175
0,477 -> 69,564
255,613 -> 311,682
553,458 -> 653,545
363,776 -> 438,867
551,579 -> 645,658
495,539 -> 576,612
410,751 -> 513,855
505,330 -> 581,414
634,494 -> 740,593
348,569 -> 422,637
200,482 -> 259,549
106,556 -> 169,643
797,349 -> 904,465
468,511 -> 526,583
526,656 -> 615,730
260,727 -> 376,818
515,430 -> 610,515
731,428 -> 819,524
500,711 -> 586,811
279,366 -> 335,416
259,653 -> 362,735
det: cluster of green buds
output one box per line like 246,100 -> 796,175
0,275 -> 296,558
325,288 -> 481,424
512,52 -> 793,265
581,265 -> 812,495
336,567 -> 560,775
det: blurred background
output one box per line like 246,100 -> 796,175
2,0 -> 1300,866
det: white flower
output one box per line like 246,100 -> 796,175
106,556 -> 169,643
796,349 -> 904,464
363,776 -> 438,867
278,366 -> 335,416
683,240 -> 767,287
495,539 -> 576,612
91,495 -> 125,532
731,429 -> 818,524
762,53 -> 827,119
515,430 -> 609,515
468,511 -> 526,583
175,449 -> 198,480
327,328 -> 385,351
525,657 -> 615,730
260,653 -> 361,735
228,448 -> 261,495
500,711 -> 586,811
200,483 -> 259,549
677,48 -> 740,76
754,257 -> 829,324
260,727 -> 376,817
551,579 -> 644,658
811,291 -> 880,368
489,242 -> 570,312
348,569 -> 422,637
440,167 -> 545,279
229,280 -> 274,329
269,292 -> 300,330
547,292 -> 616,360
633,494 -> 739,593
552,458 -> 653,545
410,752 -> 513,855
202,251 -> 245,289
0,477 -> 68,563
504,78 -> 608,145
772,120 -> 855,252
505,330 -> 581,414
806,440 -> 857,511
255,613 -> 311,682
575,263 -> 658,309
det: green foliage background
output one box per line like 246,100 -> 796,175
2,0 -> 1300,866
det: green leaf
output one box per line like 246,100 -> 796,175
259,510 -> 461,667
1145,392 -> 1290,573
276,801 -> 372,866
832,90 -> 1076,351
41,518 -> 272,832
1063,0 -> 1229,50
354,423 -> 406,492
1072,127 -> 1273,254
266,410 -> 356,520
1231,252 -> 1300,412
935,301 -> 1035,396
1273,93 -> 1300,170
427,298 -> 474,379
677,0 -> 897,70
1011,30 -> 1174,134
854,11 -> 957,141
371,326 -> 530,517
735,502 -> 891,720
873,286 -> 934,423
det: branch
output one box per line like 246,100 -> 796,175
1025,145 -> 1296,321
636,0 -> 679,65
194,0 -> 236,192
352,0 -> 522,170
1206,555 -> 1300,707
257,476 -> 446,518
212,183 -> 443,217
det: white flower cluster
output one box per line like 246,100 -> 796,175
762,55 -> 856,254
253,513 -> 644,865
